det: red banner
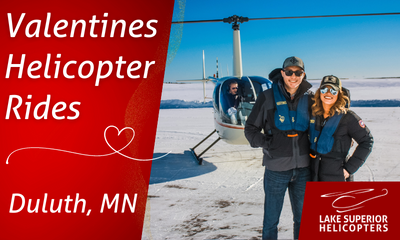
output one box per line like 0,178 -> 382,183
301,182 -> 400,239
0,0 -> 174,239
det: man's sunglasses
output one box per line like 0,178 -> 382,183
320,87 -> 338,96
283,70 -> 304,77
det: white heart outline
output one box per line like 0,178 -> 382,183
104,125 -> 170,161
104,125 -> 135,153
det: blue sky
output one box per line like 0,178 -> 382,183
164,0 -> 400,81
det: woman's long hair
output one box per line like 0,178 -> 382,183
312,88 -> 350,117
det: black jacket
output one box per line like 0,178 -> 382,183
311,110 -> 373,181
244,68 -> 314,171
226,93 -> 242,109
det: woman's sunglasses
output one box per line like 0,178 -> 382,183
320,87 -> 338,96
283,70 -> 304,77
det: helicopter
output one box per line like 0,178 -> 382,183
172,12 -> 400,164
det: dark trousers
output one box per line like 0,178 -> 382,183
262,167 -> 310,240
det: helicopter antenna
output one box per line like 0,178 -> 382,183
216,57 -> 219,78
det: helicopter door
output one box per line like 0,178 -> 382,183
237,77 -> 262,124
236,76 -> 272,125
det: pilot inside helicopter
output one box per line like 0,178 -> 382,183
218,77 -> 270,125
226,80 -> 243,124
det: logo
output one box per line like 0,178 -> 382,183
323,76 -> 337,83
359,119 -> 366,128
310,119 -> 315,124
292,117 -> 295,123
317,188 -> 389,233
321,188 -> 388,213
290,57 -> 298,64
301,183 -> 397,239
279,115 -> 285,123
276,101 -> 287,106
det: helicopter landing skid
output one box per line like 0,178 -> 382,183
190,129 -> 221,165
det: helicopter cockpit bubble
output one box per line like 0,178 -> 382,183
218,76 -> 272,126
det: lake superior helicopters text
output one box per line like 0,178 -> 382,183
172,12 -> 400,164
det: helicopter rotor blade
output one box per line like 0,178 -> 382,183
172,19 -> 223,24
249,12 -> 400,21
171,12 -> 400,24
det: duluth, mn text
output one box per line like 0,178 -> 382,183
9,193 -> 138,216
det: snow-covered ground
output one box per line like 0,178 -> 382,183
142,79 -> 400,240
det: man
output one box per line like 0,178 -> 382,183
244,56 -> 313,240
226,81 -> 242,124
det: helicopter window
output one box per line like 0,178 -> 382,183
246,76 -> 272,98
236,77 -> 272,125
240,79 -> 259,103
219,79 -> 243,125
218,77 -> 271,126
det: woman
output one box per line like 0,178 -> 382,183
309,75 -> 373,181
